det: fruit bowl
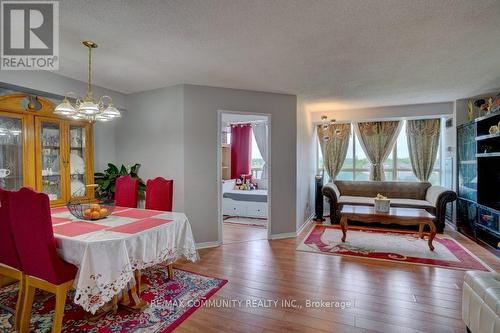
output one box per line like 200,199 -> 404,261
67,198 -> 115,221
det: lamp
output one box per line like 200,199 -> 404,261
54,41 -> 121,123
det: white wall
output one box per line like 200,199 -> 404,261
183,85 -> 297,242
311,102 -> 453,123
115,85 -> 185,211
296,97 -> 315,230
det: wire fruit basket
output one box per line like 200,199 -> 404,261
67,185 -> 115,221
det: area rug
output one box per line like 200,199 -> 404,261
297,225 -> 491,271
223,215 -> 267,228
0,266 -> 227,332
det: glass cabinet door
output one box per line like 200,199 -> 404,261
36,118 -> 66,204
69,124 -> 88,197
0,114 -> 24,190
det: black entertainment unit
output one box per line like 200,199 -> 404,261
456,111 -> 500,252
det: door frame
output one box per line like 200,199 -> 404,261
216,110 -> 272,244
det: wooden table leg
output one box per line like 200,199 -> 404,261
340,216 -> 348,242
418,223 -> 424,239
428,223 -> 436,251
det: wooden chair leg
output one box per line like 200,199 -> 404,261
20,282 -> 35,333
167,264 -> 174,279
134,270 -> 142,297
15,274 -> 25,331
51,286 -> 67,333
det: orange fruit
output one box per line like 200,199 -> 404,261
91,204 -> 101,211
83,208 -> 92,218
99,208 -> 108,218
90,211 -> 100,220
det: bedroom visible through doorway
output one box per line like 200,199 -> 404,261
219,112 -> 270,244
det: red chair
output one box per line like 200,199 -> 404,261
0,188 -> 24,331
115,175 -> 139,208
146,177 -> 173,211
6,188 -> 77,333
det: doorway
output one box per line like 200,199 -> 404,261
217,111 -> 271,244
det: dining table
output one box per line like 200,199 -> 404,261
50,206 -> 199,314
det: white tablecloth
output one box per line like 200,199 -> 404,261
51,207 -> 199,314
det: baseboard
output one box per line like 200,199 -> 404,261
269,232 -> 297,240
296,213 -> 315,235
269,214 -> 315,240
196,241 -> 221,249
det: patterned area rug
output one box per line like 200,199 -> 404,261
0,266 -> 227,332
297,225 -> 491,271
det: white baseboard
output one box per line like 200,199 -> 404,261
269,214 -> 315,240
196,241 -> 221,249
297,214 -> 315,235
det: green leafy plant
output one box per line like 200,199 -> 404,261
94,163 -> 146,200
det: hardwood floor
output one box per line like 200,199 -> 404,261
176,222 -> 499,333
223,222 -> 268,244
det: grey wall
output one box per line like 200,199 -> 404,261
116,85 -> 185,211
296,97 -> 315,230
182,85 -> 297,242
0,71 -> 126,172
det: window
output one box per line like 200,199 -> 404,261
317,120 -> 442,185
251,131 -> 264,179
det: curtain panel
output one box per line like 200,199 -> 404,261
252,124 -> 268,179
406,119 -> 441,182
317,123 -> 351,181
354,121 -> 402,181
230,124 -> 252,179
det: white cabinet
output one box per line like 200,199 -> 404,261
222,199 -> 267,218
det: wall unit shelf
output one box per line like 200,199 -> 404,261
476,152 -> 500,157
456,111 -> 500,253
475,132 -> 500,141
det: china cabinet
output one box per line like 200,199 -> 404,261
0,93 -> 94,206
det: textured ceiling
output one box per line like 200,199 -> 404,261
58,0 -> 500,110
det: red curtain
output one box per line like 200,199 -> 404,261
231,124 -> 252,179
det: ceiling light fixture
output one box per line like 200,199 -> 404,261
321,115 -> 341,141
55,40 -> 121,123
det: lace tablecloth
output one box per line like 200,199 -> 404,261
51,207 -> 199,314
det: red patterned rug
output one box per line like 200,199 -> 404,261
0,266 -> 227,332
297,224 -> 491,271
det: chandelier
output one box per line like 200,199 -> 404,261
321,115 -> 340,141
54,41 -> 121,122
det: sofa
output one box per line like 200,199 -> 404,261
322,180 -> 457,232
462,271 -> 500,333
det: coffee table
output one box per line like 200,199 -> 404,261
339,205 -> 437,251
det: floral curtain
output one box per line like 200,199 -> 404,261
354,121 -> 402,181
317,123 -> 351,181
406,119 -> 441,182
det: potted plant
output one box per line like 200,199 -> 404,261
94,163 -> 146,200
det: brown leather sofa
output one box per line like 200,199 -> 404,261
322,180 -> 457,232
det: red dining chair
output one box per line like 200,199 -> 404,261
145,177 -> 173,211
115,175 -> 139,208
6,188 -> 77,333
0,188 -> 24,331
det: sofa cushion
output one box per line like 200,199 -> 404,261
339,195 -> 434,209
335,180 -> 431,200
464,271 -> 500,315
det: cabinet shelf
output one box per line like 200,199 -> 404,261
476,152 -> 500,158
476,132 -> 500,141
475,111 -> 500,123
